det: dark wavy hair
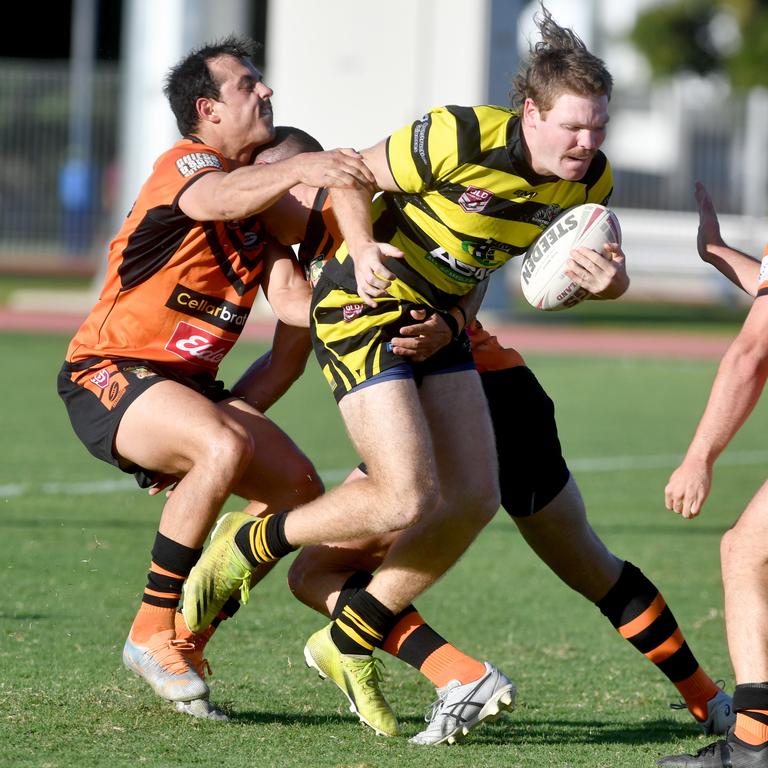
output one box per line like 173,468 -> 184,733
511,3 -> 612,112
163,35 -> 261,135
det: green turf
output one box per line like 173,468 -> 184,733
2,331 -> 766,767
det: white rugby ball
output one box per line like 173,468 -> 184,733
520,203 -> 621,311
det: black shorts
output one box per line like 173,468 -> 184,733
57,357 -> 232,485
481,366 -> 570,517
358,365 -> 569,517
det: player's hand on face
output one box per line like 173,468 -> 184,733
351,241 -> 404,307
695,181 -> 725,261
664,460 -> 712,520
566,242 -> 628,299
390,309 -> 452,362
295,148 -> 376,192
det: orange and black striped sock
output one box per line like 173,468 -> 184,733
333,573 -> 485,685
732,684 -> 768,747
596,561 -> 719,721
381,607 -> 486,688
330,588 -> 395,655
234,511 -> 296,566
130,532 -> 202,644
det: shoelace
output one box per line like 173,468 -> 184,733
224,556 -> 251,605
185,630 -> 215,678
147,637 -> 196,676
352,657 -> 386,697
693,739 -> 730,759
422,686 -> 452,724
669,680 -> 727,717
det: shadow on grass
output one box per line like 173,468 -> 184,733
229,709 -> 696,747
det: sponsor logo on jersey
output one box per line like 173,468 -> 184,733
90,369 -> 110,389
412,115 -> 430,165
175,152 -> 223,178
166,284 -> 250,332
531,204 -> 564,229
510,188 -> 537,201
342,303 -> 366,322
165,322 -> 234,366
123,366 -> 157,380
426,247 -> 498,284
458,186 -> 493,213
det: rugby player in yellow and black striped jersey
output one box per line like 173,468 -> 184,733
184,6 -> 730,744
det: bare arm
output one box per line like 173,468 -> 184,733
329,140 -> 404,307
695,181 -> 760,296
390,281 -> 489,362
665,296 -> 768,519
259,242 -> 312,327
231,321 -> 312,412
178,149 -> 375,222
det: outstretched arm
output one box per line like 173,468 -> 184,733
695,181 -> 760,296
665,296 -> 768,519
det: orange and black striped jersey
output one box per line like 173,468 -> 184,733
65,137 -> 270,374
331,105 -> 613,308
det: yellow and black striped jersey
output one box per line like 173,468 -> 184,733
332,104 -> 613,306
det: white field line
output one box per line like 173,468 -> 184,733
2,450 -> 767,500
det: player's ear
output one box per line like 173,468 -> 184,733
197,97 -> 219,123
522,98 -> 540,126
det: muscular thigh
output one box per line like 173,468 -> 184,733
420,369 -> 499,501
115,379 -> 248,476
339,376 -> 432,489
221,398 -> 323,509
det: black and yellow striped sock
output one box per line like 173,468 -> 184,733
234,511 -> 296,566
330,589 -> 395,655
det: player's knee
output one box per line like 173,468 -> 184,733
202,424 -> 255,482
380,482 -> 439,532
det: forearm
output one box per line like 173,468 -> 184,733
684,339 -> 768,465
702,244 -> 760,297
329,185 -> 376,249
209,162 -> 303,221
231,323 -> 312,412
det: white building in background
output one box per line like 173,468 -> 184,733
117,0 -> 768,306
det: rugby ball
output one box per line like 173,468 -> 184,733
520,203 -> 621,311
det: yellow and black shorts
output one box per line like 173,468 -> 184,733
311,262 -> 473,403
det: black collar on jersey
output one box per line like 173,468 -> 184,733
183,134 -> 206,144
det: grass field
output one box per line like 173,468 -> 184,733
3,329 -> 767,768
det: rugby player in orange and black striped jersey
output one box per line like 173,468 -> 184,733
658,183 -> 768,768
56,36 -> 375,716
191,127 -> 733,742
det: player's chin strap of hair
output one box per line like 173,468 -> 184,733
436,304 -> 467,340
